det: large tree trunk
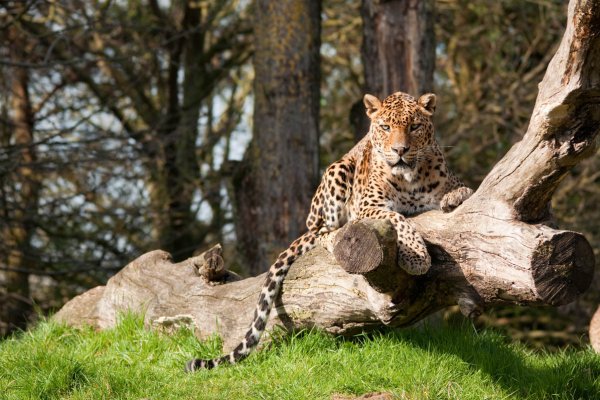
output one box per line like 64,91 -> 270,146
234,0 -> 321,274
0,26 -> 39,336
352,0 -> 435,139
55,0 -> 598,350
362,0 -> 435,97
147,3 -> 206,261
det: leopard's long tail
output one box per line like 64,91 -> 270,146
185,231 -> 317,371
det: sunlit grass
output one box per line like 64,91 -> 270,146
0,314 -> 598,399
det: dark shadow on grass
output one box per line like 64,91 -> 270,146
393,323 -> 600,399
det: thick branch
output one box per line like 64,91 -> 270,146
476,0 -> 600,222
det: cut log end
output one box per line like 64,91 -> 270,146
332,219 -> 407,293
532,231 -> 595,306
333,220 -> 389,274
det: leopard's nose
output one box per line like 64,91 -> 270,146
391,144 -> 410,156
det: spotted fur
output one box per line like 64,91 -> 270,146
185,91 -> 472,371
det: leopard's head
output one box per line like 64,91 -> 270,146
364,91 -> 436,176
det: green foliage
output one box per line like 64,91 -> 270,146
435,0 -> 567,186
1,316 -> 598,400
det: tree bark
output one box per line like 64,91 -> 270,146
234,0 -> 321,274
55,0 -> 598,350
147,2 -> 205,261
0,26 -> 39,336
352,0 -> 435,140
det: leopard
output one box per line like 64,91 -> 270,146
186,91 -> 473,371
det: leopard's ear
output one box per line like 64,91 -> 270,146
418,93 -> 436,115
363,94 -> 382,119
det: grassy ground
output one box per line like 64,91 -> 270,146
0,315 -> 598,400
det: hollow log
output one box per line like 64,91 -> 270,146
54,0 -> 598,351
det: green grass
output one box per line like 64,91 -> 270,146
0,315 -> 598,400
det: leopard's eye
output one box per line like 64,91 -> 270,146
380,124 -> 390,131
410,123 -> 421,132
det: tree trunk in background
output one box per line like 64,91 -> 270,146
148,4 -> 203,262
0,27 -> 38,335
352,0 -> 435,140
234,0 -> 321,275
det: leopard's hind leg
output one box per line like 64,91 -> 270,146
306,158 -> 354,234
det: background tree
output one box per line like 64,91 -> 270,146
352,0 -> 435,139
233,0 -> 322,274
0,22 -> 39,333
0,0 -> 252,336
319,0 -> 435,171
22,0 -> 253,261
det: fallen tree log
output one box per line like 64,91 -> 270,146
54,0 -> 599,351
591,305 -> 600,353
54,216 -> 593,352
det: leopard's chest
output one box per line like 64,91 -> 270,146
346,169 -> 443,219
390,186 -> 440,215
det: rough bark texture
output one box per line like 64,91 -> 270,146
362,0 -> 435,97
55,0 -> 598,350
476,0 -> 600,223
352,0 -> 435,140
234,0 -> 321,274
147,3 -> 206,261
0,25 -> 38,335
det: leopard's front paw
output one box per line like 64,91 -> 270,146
398,236 -> 431,275
440,187 -> 473,213
401,251 -> 431,275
